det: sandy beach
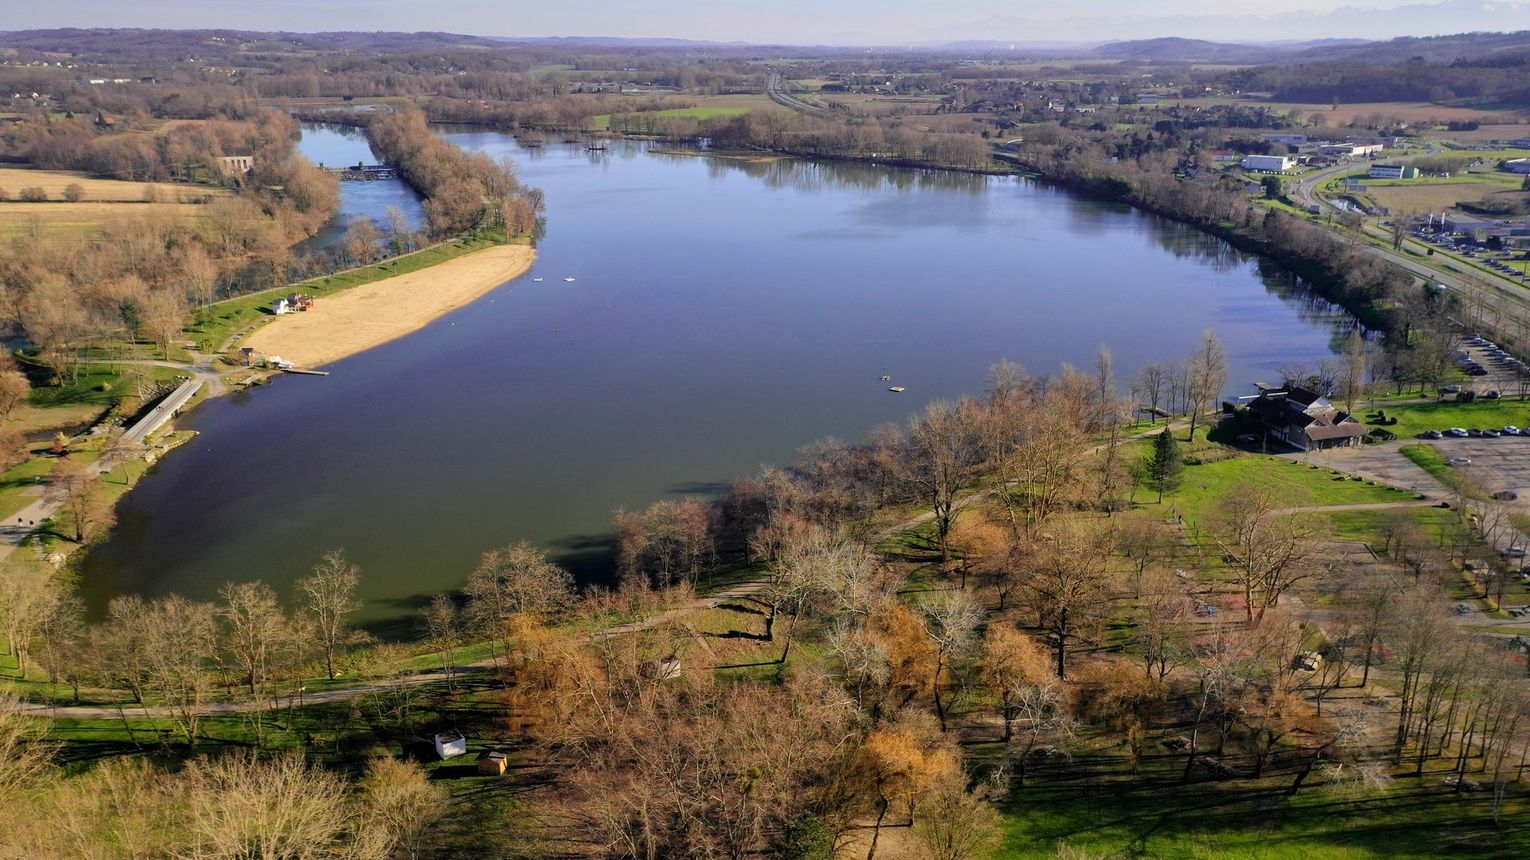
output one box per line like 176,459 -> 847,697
244,244 -> 536,367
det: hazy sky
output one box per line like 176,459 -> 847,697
12,0 -> 1530,44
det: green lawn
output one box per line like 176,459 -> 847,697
1361,400 -> 1530,439
647,106 -> 751,120
0,456 -> 55,520
1144,445 -> 1418,529
997,754 -> 1530,859
21,360 -> 184,409
1399,443 -> 1460,489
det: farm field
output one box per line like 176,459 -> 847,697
816,91 -> 946,115
0,166 -> 225,203
1180,97 -> 1530,126
1364,179 -> 1520,213
0,201 -> 211,239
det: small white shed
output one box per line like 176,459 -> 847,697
433,731 -> 467,760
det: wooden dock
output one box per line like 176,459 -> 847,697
283,368 -> 330,377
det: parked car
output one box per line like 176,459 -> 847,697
1467,428 -> 1485,437
1503,546 -> 1527,559
1504,426 -> 1521,435
1421,429 -> 1443,439
1449,457 -> 1473,466
1447,428 -> 1469,437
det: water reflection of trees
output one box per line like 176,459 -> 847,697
641,147 -> 990,196
1140,215 -> 1360,351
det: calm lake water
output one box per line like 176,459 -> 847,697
80,131 -> 1354,634
293,123 -> 426,254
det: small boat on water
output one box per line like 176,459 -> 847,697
889,386 -> 906,393
563,277 -> 577,282
880,374 -> 892,381
533,277 -> 544,282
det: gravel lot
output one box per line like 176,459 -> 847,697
1427,437 -> 1530,504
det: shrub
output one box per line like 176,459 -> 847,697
18,186 -> 46,202
62,182 -> 84,202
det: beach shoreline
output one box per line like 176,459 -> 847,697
243,243 -> 537,368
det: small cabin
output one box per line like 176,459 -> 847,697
476,750 -> 508,775
434,731 -> 467,760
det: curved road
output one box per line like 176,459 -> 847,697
766,72 -> 831,117
1284,155 -> 1530,335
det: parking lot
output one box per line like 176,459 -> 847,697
1455,337 -> 1528,395
1427,438 -> 1530,505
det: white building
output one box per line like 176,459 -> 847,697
1242,154 -> 1295,172
1369,163 -> 1419,179
216,154 -> 254,176
1319,143 -> 1384,158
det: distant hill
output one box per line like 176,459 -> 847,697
1281,29 -> 1530,64
1090,38 -> 1295,63
0,28 -> 508,59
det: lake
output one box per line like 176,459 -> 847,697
79,130 -> 1355,634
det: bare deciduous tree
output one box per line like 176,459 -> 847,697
297,550 -> 363,680
901,399 -> 983,562
1185,328 -> 1228,441
1020,523 -> 1111,678
1212,482 -> 1316,624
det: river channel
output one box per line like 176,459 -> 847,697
78,127 -> 1356,633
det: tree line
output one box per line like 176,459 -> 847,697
365,104 -> 545,238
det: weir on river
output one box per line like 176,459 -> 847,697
319,162 -> 399,181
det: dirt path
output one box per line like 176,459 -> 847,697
244,244 -> 536,368
18,576 -> 771,719
870,420 -> 1189,543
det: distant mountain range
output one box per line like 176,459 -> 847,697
6,26 -> 1530,67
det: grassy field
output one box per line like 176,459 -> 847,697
0,167 -> 225,203
0,201 -> 212,239
0,456 -> 55,520
1399,443 -> 1459,487
1178,97 -> 1530,127
996,750 -> 1530,858
1362,176 -> 1523,214
1143,443 -> 1419,529
1360,400 -> 1530,438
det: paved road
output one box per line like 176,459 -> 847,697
1284,155 -> 1530,336
766,72 -> 831,117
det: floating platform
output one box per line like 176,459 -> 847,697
889,386 -> 906,393
284,368 -> 331,377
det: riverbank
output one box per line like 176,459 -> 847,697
243,243 -> 537,367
